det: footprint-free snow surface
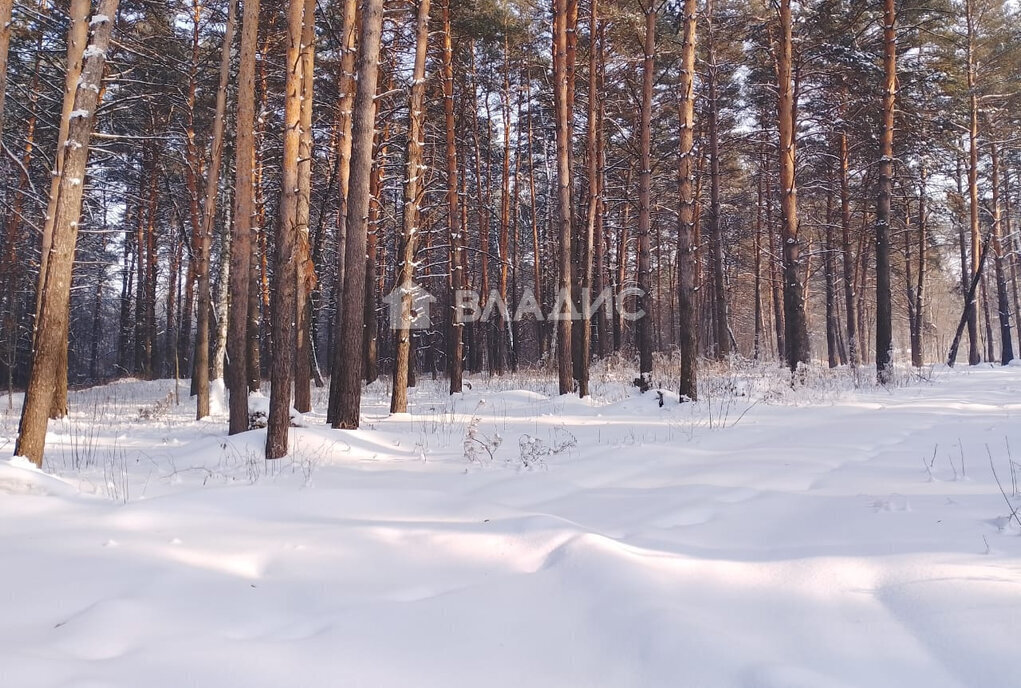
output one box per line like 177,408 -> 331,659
2,364 -> 1020,687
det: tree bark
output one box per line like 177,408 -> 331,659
494,37 -> 513,377
293,0 -> 317,413
327,0 -> 359,423
33,0 -> 89,419
705,0 -> 729,360
824,166 -> 839,368
267,0 -> 307,458
440,0 -> 465,395
391,0 -> 431,414
194,0 -> 237,419
837,130 -> 857,368
331,0 -> 385,429
15,1 -> 118,467
553,0 -> 574,394
776,0 -> 809,372
990,140 -> 1013,364
227,0 -> 260,434
677,0 -> 698,401
911,165 -> 927,367
948,239 -> 991,367
875,0 -> 896,384
635,1 -> 655,391
965,0 -> 981,365
578,0 -> 599,396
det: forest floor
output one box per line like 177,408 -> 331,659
2,359 -> 1020,687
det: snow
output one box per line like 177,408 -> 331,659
2,363 -> 1021,687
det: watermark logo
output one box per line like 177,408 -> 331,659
383,281 -> 437,331
385,282 -> 646,331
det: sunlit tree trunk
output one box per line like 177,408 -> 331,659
182,0 -> 205,386
16,2 -> 118,467
391,0 -> 431,413
677,0 -> 697,401
293,0 -> 317,413
227,0 -> 260,434
776,0 -> 809,372
327,0 -> 359,422
267,0 -> 307,457
440,0 -> 465,395
332,0 -> 385,429
33,0 -> 89,419
553,0 -> 574,394
194,0 -> 236,418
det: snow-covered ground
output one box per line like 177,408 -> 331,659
2,362 -> 1020,688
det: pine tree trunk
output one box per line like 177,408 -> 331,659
15,2 -> 118,467
981,274 -> 995,362
839,130 -> 858,368
363,129 -> 385,383
754,147 -> 765,360
181,1 -> 206,383
776,0 -> 809,372
227,0 -> 260,434
331,0 -> 385,429
677,0 -> 698,401
912,165 -> 927,367
594,23 -> 610,360
1004,165 -> 1021,357
469,49 -> 490,374
965,0 -> 981,365
764,145 -> 785,361
824,168 -> 839,368
293,0 -> 317,413
635,2 -> 655,391
525,68 -> 545,362
705,0 -> 729,360
613,168 -> 631,353
267,0 -> 307,458
391,0 -> 431,414
490,40 -> 510,377
33,0 -> 89,420
578,0 -> 599,397
441,0 -> 465,395
553,0 -> 574,394
327,0 -> 359,422
875,0 -> 896,384
990,140 -> 1013,364
195,0 -> 237,419
134,147 -> 159,381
